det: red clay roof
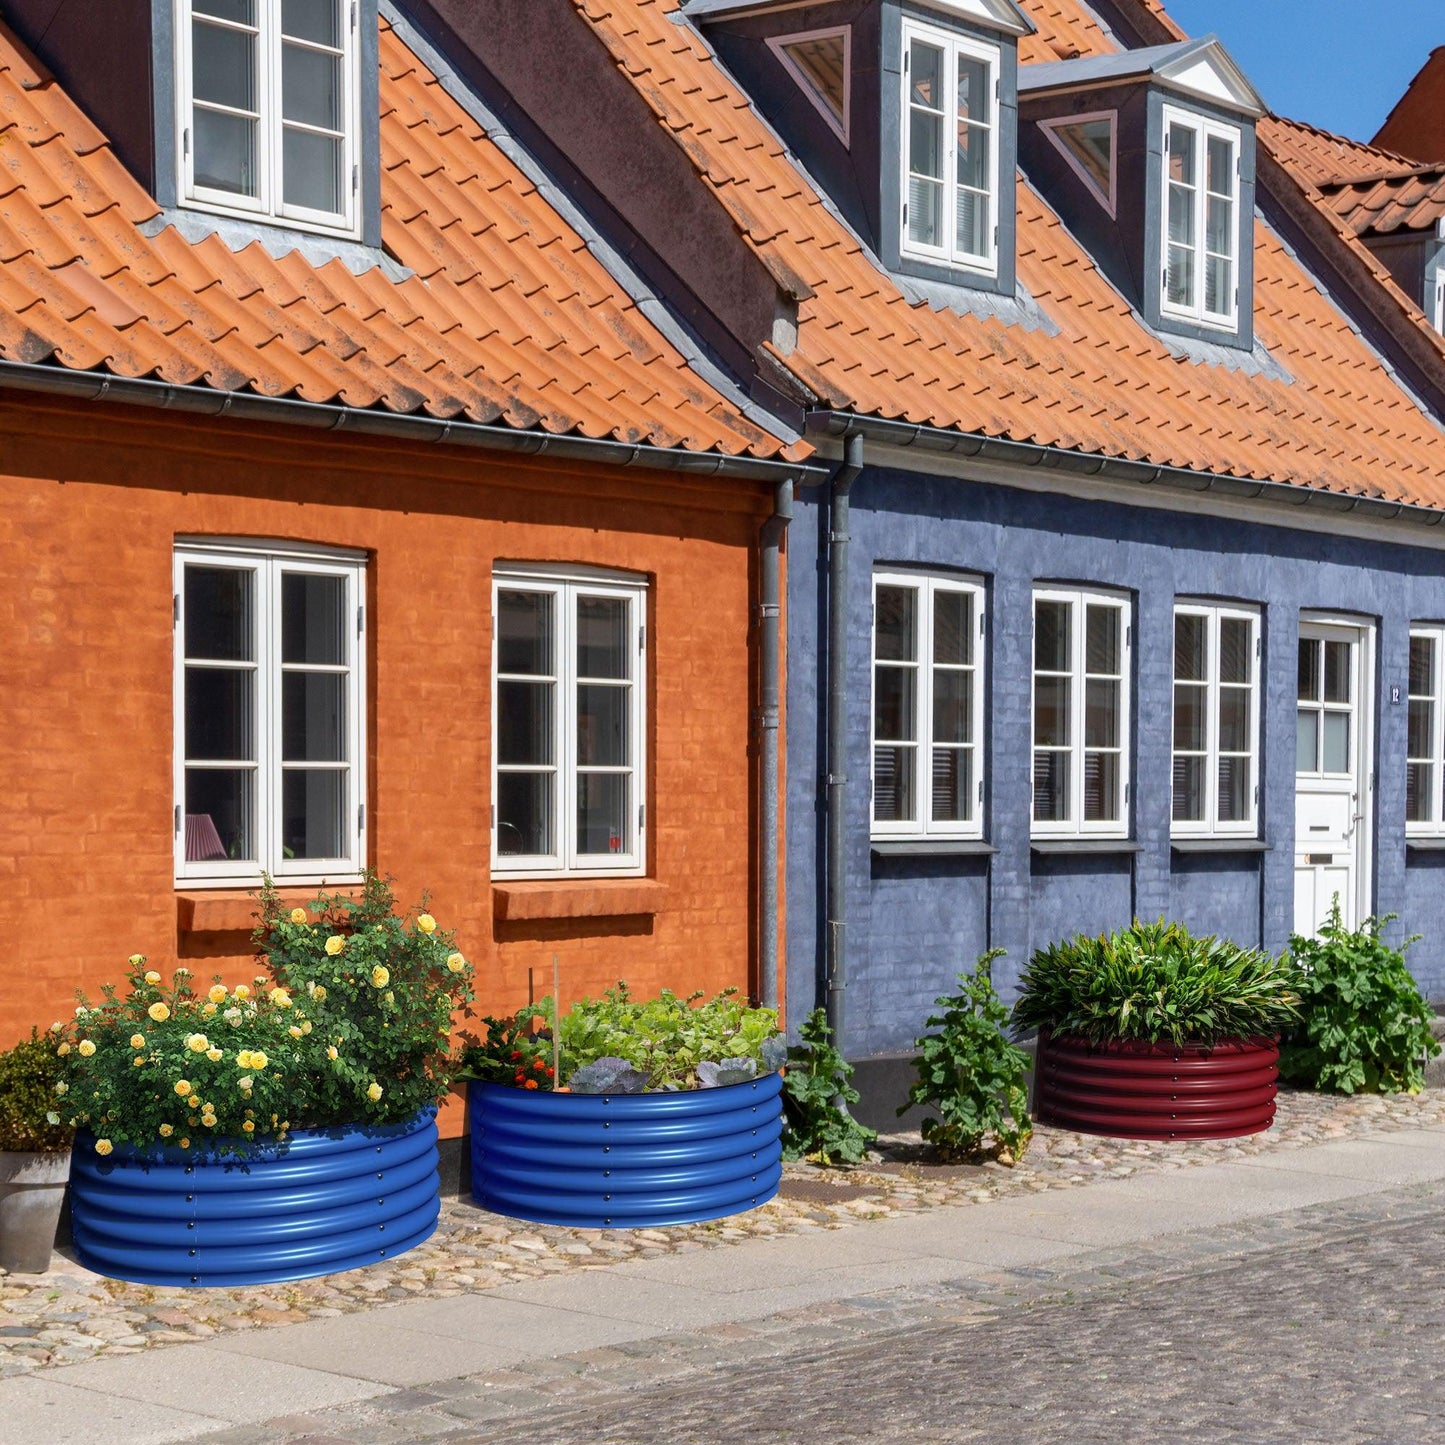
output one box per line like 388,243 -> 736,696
1374,47 -> 1445,162
579,0 -> 1445,505
0,16 -> 796,462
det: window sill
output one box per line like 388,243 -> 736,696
1406,838 -> 1445,853
1171,839 -> 1270,854
176,887 -> 363,934
871,840 -> 996,857
1030,840 -> 1142,856
491,879 -> 668,922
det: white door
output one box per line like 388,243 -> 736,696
1294,622 -> 1371,935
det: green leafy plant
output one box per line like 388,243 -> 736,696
59,873 -> 474,1156
0,1029 -> 73,1152
1012,919 -> 1301,1048
458,983 -> 783,1092
901,951 -> 1032,1165
1279,903 -> 1440,1094
780,1009 -> 876,1165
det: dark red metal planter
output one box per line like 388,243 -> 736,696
1033,1031 -> 1279,1141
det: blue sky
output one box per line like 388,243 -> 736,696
1164,1 -> 1440,140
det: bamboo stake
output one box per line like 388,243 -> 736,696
552,953 -> 561,1087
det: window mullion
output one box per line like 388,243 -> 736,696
1070,597 -> 1085,829
919,584 -> 934,830
1206,611 -> 1221,833
1434,632 -> 1445,826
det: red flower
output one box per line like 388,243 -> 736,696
524,1079 -> 539,1090
532,1058 -> 545,1071
510,1050 -> 523,1061
545,1066 -> 555,1078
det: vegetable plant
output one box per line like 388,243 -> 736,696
780,1009 -> 876,1165
1012,919 -> 1301,1048
901,951 -> 1032,1165
1279,902 -> 1440,1094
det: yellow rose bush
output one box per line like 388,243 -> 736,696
59,873 -> 474,1155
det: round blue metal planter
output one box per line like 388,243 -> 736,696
469,1072 -> 784,1228
70,1110 -> 440,1287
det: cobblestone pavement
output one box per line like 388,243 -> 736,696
220,1181 -> 1445,1445
3,1086 -> 1443,1377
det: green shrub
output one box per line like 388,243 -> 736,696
1012,918 -> 1301,1048
0,1028 -> 72,1152
1279,903 -> 1440,1094
780,1009 -> 876,1165
901,951 -> 1032,1165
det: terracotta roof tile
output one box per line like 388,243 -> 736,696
575,0 -> 1445,506
0,15 -> 792,462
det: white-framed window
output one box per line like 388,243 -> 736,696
493,567 -> 647,878
174,540 -> 366,886
1408,626 -> 1445,832
1032,588 -> 1131,837
1172,603 -> 1260,836
768,27 -> 851,145
1160,104 -> 1240,329
901,18 -> 999,275
176,0 -> 361,237
871,572 -> 986,839
1433,271 -> 1444,335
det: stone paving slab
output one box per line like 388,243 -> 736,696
4,1373 -> 227,1445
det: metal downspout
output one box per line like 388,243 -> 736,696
758,476 -> 794,1010
825,432 -> 864,1048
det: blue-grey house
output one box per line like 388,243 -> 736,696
422,0 -> 1445,1089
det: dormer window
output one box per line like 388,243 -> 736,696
769,28 -> 850,145
901,19 -> 1000,276
1161,106 -> 1240,329
176,0 -> 361,238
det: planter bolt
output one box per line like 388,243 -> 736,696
190,1275 -> 198,1283
186,1194 -> 193,1202
188,1248 -> 196,1257
187,1221 -> 195,1229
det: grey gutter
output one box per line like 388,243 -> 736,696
0,358 -> 819,483
805,410 -> 1445,528
757,478 -> 793,1010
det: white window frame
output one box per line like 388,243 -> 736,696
1433,270 -> 1444,335
1407,624 -> 1445,835
173,539 -> 367,887
492,565 -> 647,880
1159,103 -> 1241,330
1031,587 -> 1132,839
870,571 -> 987,841
175,0 -> 362,238
900,17 -> 1000,277
768,27 -> 851,146
1171,602 -> 1261,839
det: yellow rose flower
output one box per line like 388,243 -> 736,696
446,953 -> 466,973
179,1138 -> 190,1149
208,984 -> 228,1003
301,1020 -> 313,1034
237,1075 -> 254,1089
57,1042 -> 72,1056
186,1034 -> 209,1053
130,1034 -> 146,1049
236,1049 -> 253,1068
250,1051 -> 269,1070
242,1120 -> 255,1133
144,970 -> 161,985
174,1080 -> 192,1098
158,1124 -> 173,1137
241,1087 -> 253,1099
289,1025 -> 302,1039
77,1040 -> 95,1057
270,987 -> 292,1007
128,953 -> 145,966
132,1056 -> 144,1068
207,1047 -> 223,1062
366,1082 -> 383,1102
312,985 -> 327,1002
325,935 -> 346,956
148,1002 -> 170,1023
234,984 -> 251,1000
290,907 -> 308,924
416,914 -> 436,934
371,966 -> 390,989
327,1046 -> 338,1060
202,1115 -> 217,1128
202,1002 -> 217,1016
94,1138 -> 113,1156
53,1081 -> 68,1095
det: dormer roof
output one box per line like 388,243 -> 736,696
687,0 -> 1036,38
1019,35 -> 1267,118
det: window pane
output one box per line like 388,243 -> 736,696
933,589 -> 971,665
1034,675 -> 1069,747
193,19 -> 256,112
955,184 -> 988,259
186,768 -> 254,861
497,773 -> 553,856
185,667 -> 254,760
282,672 -> 346,762
1034,600 -> 1070,671
498,590 -> 553,675
282,0 -> 339,45
577,774 -> 629,855
1084,751 -> 1119,821
1323,712 -> 1350,772
1219,617 -> 1251,684
1173,681 -> 1206,751
497,680 -> 554,766
956,54 -> 987,122
1410,635 -> 1435,696
1206,194 -> 1232,256
1168,122 -> 1196,186
1084,678 -> 1118,748
780,35 -> 847,125
1085,604 -> 1120,674
874,665 -> 916,741
1174,612 -> 1206,682
577,597 -> 630,679
282,43 -> 341,131
1172,755 -> 1204,822
1207,134 -> 1233,195
931,748 -> 971,822
909,101 -> 942,177
1217,754 -> 1250,823
876,586 -> 916,661
196,0 -> 254,20
1324,641 -> 1351,703
1218,685 -> 1250,754
281,572 -> 345,665
1409,698 -> 1433,760
1297,640 -> 1321,702
1205,254 -> 1232,316
873,744 -> 916,822
577,684 -> 628,767
908,172 -> 943,248
1296,709 -> 1318,772
186,566 -> 253,661
1407,762 -> 1432,824
194,107 -> 257,195
933,670 -> 973,745
282,769 -> 344,858
282,127 -> 342,213
1166,242 -> 1195,307
1033,750 -> 1068,821
910,40 -> 942,112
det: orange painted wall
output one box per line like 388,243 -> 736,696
0,395 -> 779,1134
